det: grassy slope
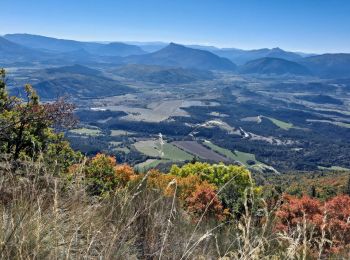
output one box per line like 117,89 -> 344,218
264,116 -> 294,130
134,159 -> 169,172
134,140 -> 193,161
203,140 -> 257,165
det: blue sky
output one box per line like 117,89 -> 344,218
1,0 -> 350,53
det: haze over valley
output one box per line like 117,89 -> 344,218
2,33 -> 350,173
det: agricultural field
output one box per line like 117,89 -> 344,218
110,130 -> 136,136
134,159 -> 169,172
241,116 -> 262,123
70,127 -> 101,136
133,139 -> 193,161
202,140 -> 278,173
263,116 -> 294,130
93,100 -> 218,123
172,141 -> 230,163
54,67 -> 350,172
202,140 -> 258,165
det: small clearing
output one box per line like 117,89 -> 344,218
70,127 -> 101,136
263,117 -> 294,130
172,141 -> 230,163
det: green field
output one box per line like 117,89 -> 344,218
133,139 -> 193,161
113,147 -> 130,154
202,141 -> 279,173
134,159 -> 169,172
70,127 -> 101,136
110,130 -> 135,136
203,140 -> 258,166
264,117 -> 294,130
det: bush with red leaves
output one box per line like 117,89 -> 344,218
276,194 -> 350,255
185,182 -> 226,221
275,194 -> 323,232
324,195 -> 350,253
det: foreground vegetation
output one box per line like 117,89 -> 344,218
1,154 -> 350,259
1,69 -> 350,259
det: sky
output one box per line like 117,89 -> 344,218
1,0 -> 350,53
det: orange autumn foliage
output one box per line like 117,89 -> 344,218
115,164 -> 136,185
275,194 -> 323,232
146,170 -> 202,199
185,181 -> 226,221
71,154 -> 137,193
146,170 -> 226,221
276,194 -> 350,254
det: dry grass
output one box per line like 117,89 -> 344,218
0,156 -> 348,259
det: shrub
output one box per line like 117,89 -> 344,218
275,194 -> 323,232
170,162 -> 259,214
324,195 -> 350,253
84,153 -> 136,194
276,194 -> 350,255
146,169 -> 226,220
185,181 -> 226,221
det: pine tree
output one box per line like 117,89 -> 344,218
309,185 -> 317,198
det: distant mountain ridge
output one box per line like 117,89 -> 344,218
0,36 -> 47,63
239,57 -> 311,76
185,45 -> 307,65
1,33 -> 350,78
301,54 -> 350,78
122,43 -> 237,71
4,34 -> 146,57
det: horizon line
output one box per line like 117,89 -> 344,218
5,31 -> 350,54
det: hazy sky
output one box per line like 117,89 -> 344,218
1,0 -> 350,53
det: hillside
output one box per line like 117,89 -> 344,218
239,57 -> 311,75
5,33 -> 82,52
123,43 -> 237,71
45,64 -> 102,76
112,64 -> 214,83
0,36 -> 46,63
86,42 -> 146,56
4,33 -> 145,57
12,65 -> 133,99
301,53 -> 350,78
33,76 -> 133,99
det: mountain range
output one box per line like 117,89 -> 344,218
239,57 -> 311,76
1,33 -> 350,78
187,45 -> 306,65
4,34 -> 146,57
122,43 -> 237,71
